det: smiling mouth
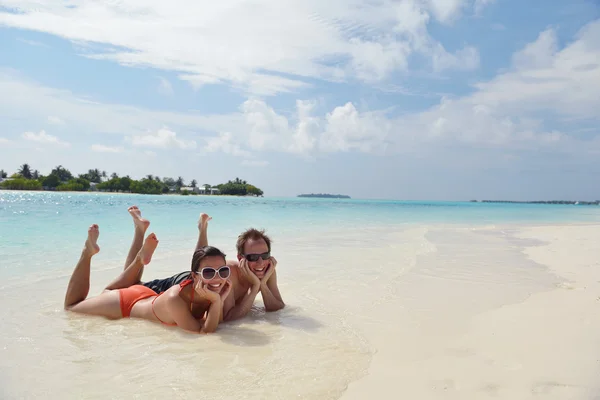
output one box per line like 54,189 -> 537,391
208,283 -> 222,292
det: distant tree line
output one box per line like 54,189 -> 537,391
297,193 -> 351,199
0,164 -> 263,196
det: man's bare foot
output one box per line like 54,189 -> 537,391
198,213 -> 212,230
128,205 -> 150,232
84,224 -> 100,256
138,233 -> 159,265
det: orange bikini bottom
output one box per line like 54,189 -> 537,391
119,285 -> 157,317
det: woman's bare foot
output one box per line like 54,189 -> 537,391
84,224 -> 100,256
128,205 -> 150,232
198,213 -> 212,230
138,233 -> 159,265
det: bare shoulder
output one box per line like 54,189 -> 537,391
160,285 -> 187,306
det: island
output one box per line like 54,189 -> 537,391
470,200 -> 599,205
297,193 -> 351,199
0,164 -> 264,197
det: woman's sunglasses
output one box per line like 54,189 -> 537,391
197,266 -> 231,280
244,252 -> 270,262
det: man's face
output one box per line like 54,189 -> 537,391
242,238 -> 270,279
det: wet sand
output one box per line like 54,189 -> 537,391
1,223 -> 599,399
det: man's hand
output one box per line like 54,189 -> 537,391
260,257 -> 277,286
257,256 -> 284,312
239,258 -> 260,287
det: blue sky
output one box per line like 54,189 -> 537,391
0,0 -> 599,200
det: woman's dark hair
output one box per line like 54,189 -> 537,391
191,246 -> 227,273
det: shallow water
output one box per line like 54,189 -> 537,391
1,191 -> 599,399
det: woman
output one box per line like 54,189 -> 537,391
64,224 -> 231,334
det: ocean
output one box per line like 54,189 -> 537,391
1,190 -> 599,399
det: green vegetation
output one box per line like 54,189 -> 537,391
0,164 -> 264,196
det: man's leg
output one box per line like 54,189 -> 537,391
105,233 -> 159,290
195,213 -> 211,251
123,205 -> 150,284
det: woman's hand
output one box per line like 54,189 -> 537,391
194,281 -> 221,304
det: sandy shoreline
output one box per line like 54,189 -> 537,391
1,221 -> 600,399
341,224 -> 600,400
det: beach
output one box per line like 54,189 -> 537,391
341,224 -> 600,399
1,192 -> 599,399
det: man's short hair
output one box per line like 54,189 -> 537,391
236,228 -> 272,255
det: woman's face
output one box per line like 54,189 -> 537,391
195,255 -> 230,294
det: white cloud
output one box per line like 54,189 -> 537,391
204,132 -> 250,157
91,144 -> 124,153
157,77 -> 173,96
0,69 -> 242,136
474,0 -> 495,15
0,137 -> 12,144
0,0 -> 486,95
241,160 -> 269,167
128,128 -> 197,150
47,115 -> 64,125
16,37 -> 49,47
427,0 -> 468,23
22,130 -> 70,147
0,19 -> 599,159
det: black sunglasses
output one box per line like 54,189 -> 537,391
197,266 -> 231,280
244,252 -> 270,262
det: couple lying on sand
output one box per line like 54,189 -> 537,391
63,206 -> 284,334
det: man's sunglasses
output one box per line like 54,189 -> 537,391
197,266 -> 231,280
244,252 -> 270,262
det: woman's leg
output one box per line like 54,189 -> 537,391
64,225 -> 122,319
104,233 -> 159,290
123,206 -> 150,284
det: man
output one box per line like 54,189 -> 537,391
137,211 -> 285,321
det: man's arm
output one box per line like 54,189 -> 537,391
260,269 -> 285,311
195,213 -> 211,251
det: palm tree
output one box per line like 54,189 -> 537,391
32,170 -> 40,180
176,176 -> 184,188
18,163 -> 32,179
111,172 -> 119,180
0,169 -> 7,178
50,165 -> 73,182
190,179 -> 197,188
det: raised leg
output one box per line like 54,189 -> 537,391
123,205 -> 150,283
104,233 -> 159,290
195,213 -> 212,251
64,224 -> 134,320
64,224 -> 100,309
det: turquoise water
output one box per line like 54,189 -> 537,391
1,190 -> 599,279
1,190 -> 599,399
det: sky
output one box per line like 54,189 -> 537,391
0,0 -> 599,201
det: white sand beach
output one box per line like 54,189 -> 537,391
341,224 -> 600,400
1,222 -> 599,399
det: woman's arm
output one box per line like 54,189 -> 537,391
167,294 -> 222,334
